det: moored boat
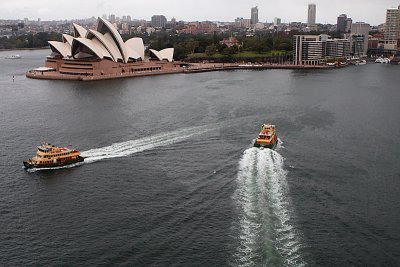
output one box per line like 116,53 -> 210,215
23,143 -> 84,169
355,60 -> 367,65
254,124 -> 278,149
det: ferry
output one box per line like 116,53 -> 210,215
254,124 -> 278,149
23,143 -> 84,169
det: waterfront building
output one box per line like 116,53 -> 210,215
350,22 -> 370,57
337,14 -> 347,33
384,7 -> 400,51
27,17 -> 176,80
293,35 -> 324,65
308,4 -> 316,27
251,6 -> 259,25
151,15 -> 167,28
326,39 -> 351,59
293,34 -> 350,65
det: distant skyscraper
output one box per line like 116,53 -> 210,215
384,6 -> 400,51
127,16 -> 131,22
274,17 -> 282,27
109,14 -> 116,23
171,17 -> 176,26
251,6 -> 259,25
337,14 -> 347,33
151,15 -> 167,28
345,18 -> 353,33
351,22 -> 370,56
308,3 -> 316,26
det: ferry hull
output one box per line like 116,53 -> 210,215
254,140 -> 277,149
23,156 -> 84,169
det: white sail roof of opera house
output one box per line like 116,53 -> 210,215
71,37 -> 112,60
86,29 -> 123,62
47,17 -> 174,63
62,34 -> 74,47
73,23 -> 87,38
149,48 -> 174,62
48,41 -> 71,58
125,38 -> 145,60
95,17 -> 128,62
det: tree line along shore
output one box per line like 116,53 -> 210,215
1,31 -> 293,62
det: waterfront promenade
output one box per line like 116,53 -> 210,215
26,62 -> 330,81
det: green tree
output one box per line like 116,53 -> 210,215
205,44 -> 217,56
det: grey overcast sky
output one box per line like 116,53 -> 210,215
0,0 -> 399,25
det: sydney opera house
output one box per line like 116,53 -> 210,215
27,17 -> 179,80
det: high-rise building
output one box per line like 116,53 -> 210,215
109,14 -> 116,23
337,14 -> 347,33
151,15 -> 167,28
350,22 -> 370,56
308,4 -> 316,26
251,6 -> 259,25
127,16 -> 132,22
274,17 -> 282,27
170,17 -> 176,26
345,18 -> 353,33
384,7 -> 400,51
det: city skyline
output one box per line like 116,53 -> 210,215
1,0 -> 399,26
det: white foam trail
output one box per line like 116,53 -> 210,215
24,124 -> 218,172
81,124 -> 216,163
25,162 -> 84,173
234,147 -> 305,267
276,138 -> 284,149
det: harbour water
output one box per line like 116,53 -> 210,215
1,49 -> 400,266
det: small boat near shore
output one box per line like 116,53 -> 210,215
5,54 -> 21,59
355,60 -> 367,65
23,143 -> 84,169
254,124 -> 278,149
375,57 -> 390,64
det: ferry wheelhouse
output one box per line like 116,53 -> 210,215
254,124 -> 278,149
23,143 -> 84,169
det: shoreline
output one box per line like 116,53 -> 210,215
0,47 -> 49,52
26,62 -> 331,81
